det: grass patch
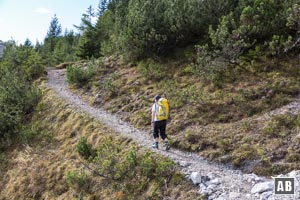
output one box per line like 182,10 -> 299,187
59,55 -> 300,176
178,112 -> 300,176
71,136 -> 195,199
138,58 -> 165,81
0,88 -> 199,199
65,169 -> 89,193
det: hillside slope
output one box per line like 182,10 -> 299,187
46,68 -> 300,200
0,85 -> 199,200
66,56 -> 300,177
1,60 -> 299,199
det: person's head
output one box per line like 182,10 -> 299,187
154,94 -> 161,102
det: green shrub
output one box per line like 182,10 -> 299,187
0,69 -> 42,140
181,65 -> 196,75
76,137 -> 181,198
294,115 -> 300,127
140,152 -> 157,178
217,139 -> 231,154
271,164 -> 286,175
101,78 -> 117,99
66,65 -> 94,86
262,114 -> 299,138
76,137 -> 96,160
20,122 -> 51,144
139,59 -> 164,80
65,170 -> 88,191
274,114 -> 297,129
24,86 -> 43,114
241,121 -> 251,131
232,144 -> 257,164
262,125 -> 275,137
22,50 -> 44,80
288,154 -> 300,162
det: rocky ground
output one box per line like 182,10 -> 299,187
47,69 -> 300,200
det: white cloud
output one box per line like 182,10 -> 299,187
33,7 -> 51,14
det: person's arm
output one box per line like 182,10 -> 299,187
151,104 -> 155,127
152,111 -> 155,123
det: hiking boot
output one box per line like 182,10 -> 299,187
164,141 -> 170,151
152,142 -> 158,149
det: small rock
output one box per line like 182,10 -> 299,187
202,175 -> 210,182
251,182 -> 274,194
207,184 -> 216,191
288,170 -> 300,178
255,177 -> 264,183
246,173 -> 259,182
214,197 -> 227,200
199,188 -> 209,195
210,178 -> 221,185
179,161 -> 191,167
252,193 -> 260,198
199,183 -> 207,190
214,193 -> 228,200
229,192 -> 240,199
260,191 -> 273,200
208,196 -> 215,200
266,196 -> 276,200
207,189 -> 214,195
190,172 -> 202,184
207,172 -> 215,180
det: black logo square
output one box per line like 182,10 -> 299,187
275,177 -> 295,194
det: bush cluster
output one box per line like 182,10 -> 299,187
66,64 -> 95,86
72,136 -> 179,198
0,49 -> 42,144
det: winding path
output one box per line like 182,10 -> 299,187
47,69 -> 297,200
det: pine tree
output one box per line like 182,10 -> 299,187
47,14 -> 62,39
42,14 -> 63,66
76,6 -> 101,59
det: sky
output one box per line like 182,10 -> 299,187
0,0 -> 99,44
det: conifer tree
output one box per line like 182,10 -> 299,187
76,6 -> 101,59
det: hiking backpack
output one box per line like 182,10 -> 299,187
156,98 -> 169,120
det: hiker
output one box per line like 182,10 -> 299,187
151,94 -> 170,150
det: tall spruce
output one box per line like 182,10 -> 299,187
76,6 -> 101,59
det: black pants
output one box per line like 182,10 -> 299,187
153,120 -> 167,140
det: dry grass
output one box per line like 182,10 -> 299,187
174,113 -> 300,176
72,55 -> 300,176
0,88 -> 199,200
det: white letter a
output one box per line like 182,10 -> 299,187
277,181 -> 284,191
